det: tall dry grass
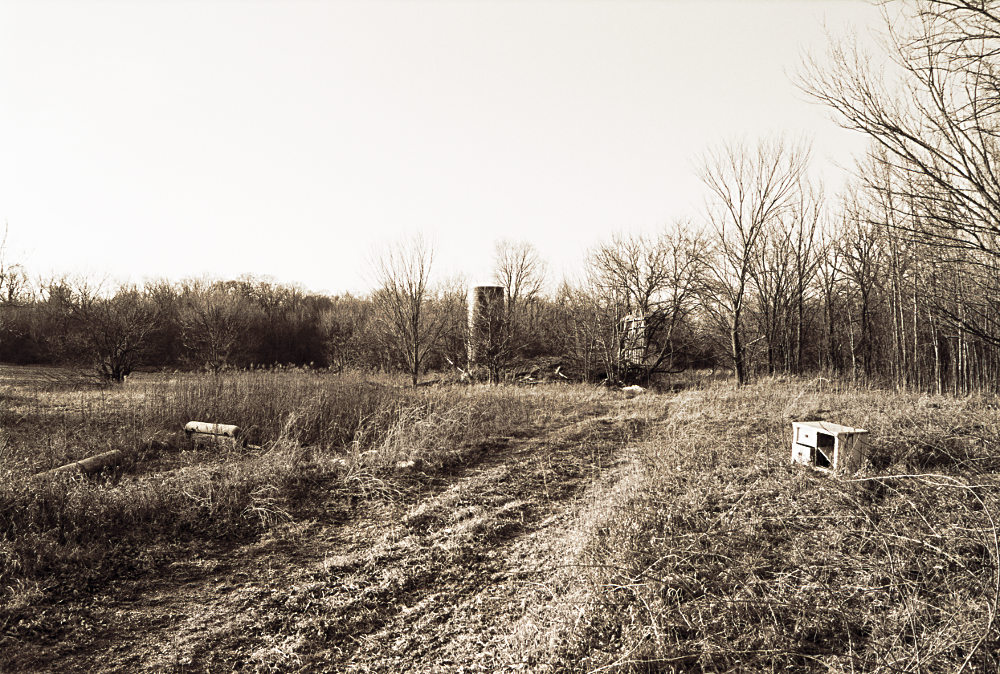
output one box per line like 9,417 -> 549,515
504,378 -> 1000,671
0,366 -> 606,605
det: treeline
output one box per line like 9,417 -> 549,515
0,170 -> 996,390
0,276 -> 355,376
5,2 -> 1000,392
0,197 -> 992,395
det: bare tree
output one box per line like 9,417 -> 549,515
750,220 -> 796,375
815,220 -> 846,374
493,240 -> 546,356
748,181 -> 823,375
177,279 -> 251,372
552,278 -> 607,383
699,138 -> 810,385
789,182 -> 824,372
0,224 -> 34,363
59,281 -> 160,382
838,189 -> 887,380
0,224 -> 29,308
371,236 -> 446,386
588,223 -> 708,383
434,274 -> 472,375
317,294 -> 372,372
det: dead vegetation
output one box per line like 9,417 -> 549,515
2,368 -> 1000,671
504,382 -> 1000,672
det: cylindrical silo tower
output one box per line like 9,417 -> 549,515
467,284 -> 506,368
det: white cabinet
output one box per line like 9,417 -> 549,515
791,421 -> 868,473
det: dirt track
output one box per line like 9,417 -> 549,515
7,407 -> 645,672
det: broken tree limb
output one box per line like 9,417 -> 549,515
36,450 -> 124,478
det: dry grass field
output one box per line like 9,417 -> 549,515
2,366 -> 1000,672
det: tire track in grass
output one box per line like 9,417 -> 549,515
6,403 -> 651,673
289,411 -> 647,672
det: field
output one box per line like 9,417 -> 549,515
2,365 -> 1000,672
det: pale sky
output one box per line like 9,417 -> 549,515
0,0 -> 885,295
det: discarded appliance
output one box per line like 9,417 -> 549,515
184,421 -> 244,448
790,421 -> 868,473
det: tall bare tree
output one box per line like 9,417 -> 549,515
750,220 -> 795,375
838,189 -> 887,380
745,181 -> 822,375
177,279 -> 251,372
790,182 -> 824,372
0,224 -> 29,308
700,138 -> 810,385
493,240 -> 545,318
801,0 -> 1000,354
371,236 -> 446,386
434,274 -> 472,374
815,223 -> 846,373
0,224 -> 33,363
552,278 -> 607,383
493,240 -> 546,356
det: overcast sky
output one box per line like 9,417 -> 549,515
0,0 -> 885,295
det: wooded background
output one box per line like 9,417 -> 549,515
3,2 -> 999,393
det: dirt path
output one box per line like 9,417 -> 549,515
7,406 -> 647,672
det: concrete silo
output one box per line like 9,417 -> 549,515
467,284 -> 506,369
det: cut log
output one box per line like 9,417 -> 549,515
36,450 -> 124,478
184,421 -> 241,438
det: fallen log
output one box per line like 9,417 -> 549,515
36,450 -> 124,479
184,421 -> 250,448
183,421 -> 241,438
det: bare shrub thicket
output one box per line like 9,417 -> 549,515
587,223 -> 709,384
53,282 -> 161,382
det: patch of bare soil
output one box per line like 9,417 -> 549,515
4,406 -> 648,672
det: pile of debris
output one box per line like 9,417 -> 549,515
508,357 -> 572,384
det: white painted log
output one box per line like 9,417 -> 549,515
37,450 -> 124,478
184,421 -> 241,438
